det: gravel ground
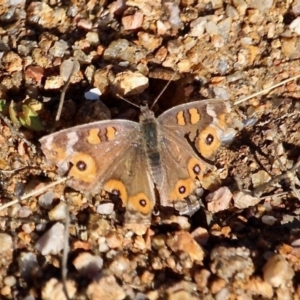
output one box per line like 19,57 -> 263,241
1,0 -> 300,299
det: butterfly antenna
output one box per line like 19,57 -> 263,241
150,72 -> 178,110
116,94 -> 140,108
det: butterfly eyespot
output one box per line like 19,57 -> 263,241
128,193 -> 153,215
170,179 -> 193,200
179,186 -> 186,194
188,158 -> 206,179
193,164 -> 201,175
139,199 -> 147,207
76,160 -> 87,171
206,134 -> 214,145
69,152 -> 97,183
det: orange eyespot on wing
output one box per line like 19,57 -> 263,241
103,179 -> 128,205
196,126 -> 221,160
69,152 -> 97,183
128,193 -> 154,215
170,178 -> 194,201
187,157 -> 207,179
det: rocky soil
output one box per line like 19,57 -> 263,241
0,0 -> 300,299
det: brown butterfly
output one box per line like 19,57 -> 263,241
40,99 -> 240,225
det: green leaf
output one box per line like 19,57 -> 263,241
9,101 -> 21,128
0,99 -> 7,112
23,98 -> 43,112
19,105 -> 44,131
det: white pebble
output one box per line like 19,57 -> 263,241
262,215 -> 277,226
84,87 -> 102,100
35,222 -> 65,255
18,206 -> 32,218
290,17 -> 300,35
97,203 -> 114,215
38,191 -> 55,209
22,223 -> 33,234
4,276 -> 16,286
98,237 -> 109,252
0,233 -> 12,252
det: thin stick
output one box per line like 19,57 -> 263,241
0,178 -> 67,211
234,73 -> 300,105
55,60 -> 79,121
62,200 -> 71,300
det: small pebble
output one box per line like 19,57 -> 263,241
73,252 -> 103,278
48,201 -> 67,221
246,277 -> 273,298
262,215 -> 277,226
164,2 -> 181,28
263,254 -> 295,288
210,246 -> 254,280
44,76 -> 64,89
38,191 -> 55,209
4,276 -> 16,287
0,233 -> 12,252
206,187 -> 232,213
106,231 -> 123,249
252,170 -> 271,188
194,269 -> 211,292
49,40 -> 68,57
96,202 -> 114,215
191,227 -> 209,246
1,286 -> 11,297
7,203 -> 21,217
18,252 -> 39,281
22,223 -> 34,234
233,191 -> 260,209
112,70 -> 149,96
98,237 -> 109,252
215,288 -> 230,300
166,231 -> 204,263
210,278 -> 227,294
168,290 -> 198,300
109,255 -> 131,278
103,39 -> 146,64
122,11 -> 143,30
18,206 -> 32,218
87,275 -> 126,300
35,222 -> 65,255
42,278 -> 77,300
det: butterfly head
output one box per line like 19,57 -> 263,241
139,105 -> 155,122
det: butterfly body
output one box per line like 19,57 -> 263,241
40,100 -> 240,225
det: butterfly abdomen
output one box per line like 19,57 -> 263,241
140,116 -> 163,185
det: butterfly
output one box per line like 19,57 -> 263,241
39,99 -> 241,227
